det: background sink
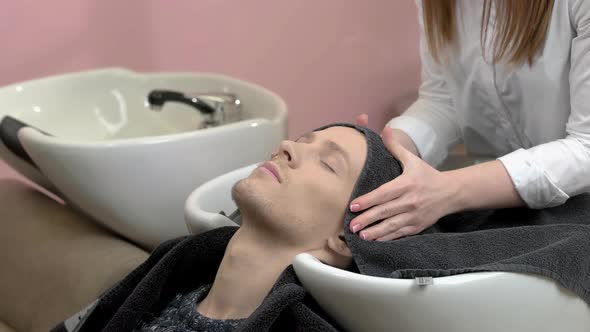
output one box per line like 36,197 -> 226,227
0,68 -> 287,249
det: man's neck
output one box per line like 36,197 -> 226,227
196,221 -> 296,319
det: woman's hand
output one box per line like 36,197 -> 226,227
348,126 -> 459,241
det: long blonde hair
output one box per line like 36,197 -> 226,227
422,0 -> 555,65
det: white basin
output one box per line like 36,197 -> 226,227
184,163 -> 257,234
293,254 -> 590,332
185,164 -> 590,332
0,68 -> 287,249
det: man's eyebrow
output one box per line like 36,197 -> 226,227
297,131 -> 350,166
296,131 -> 314,142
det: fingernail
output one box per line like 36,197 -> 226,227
352,224 -> 360,233
360,232 -> 368,240
350,203 -> 360,212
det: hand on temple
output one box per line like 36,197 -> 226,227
347,125 -> 457,241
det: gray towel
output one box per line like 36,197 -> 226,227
316,123 -> 590,304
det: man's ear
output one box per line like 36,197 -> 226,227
325,232 -> 352,269
308,232 -> 352,269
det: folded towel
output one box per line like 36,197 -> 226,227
318,123 -> 590,304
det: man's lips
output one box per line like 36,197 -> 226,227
259,162 -> 282,183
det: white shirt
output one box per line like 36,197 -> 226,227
388,0 -> 590,209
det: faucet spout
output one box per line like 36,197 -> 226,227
146,90 -> 217,114
146,90 -> 242,129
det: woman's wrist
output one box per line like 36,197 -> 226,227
439,170 -> 466,215
391,129 -> 420,157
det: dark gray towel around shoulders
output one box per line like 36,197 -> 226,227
51,227 -> 341,332
316,123 -> 590,304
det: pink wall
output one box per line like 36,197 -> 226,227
0,0 -> 420,179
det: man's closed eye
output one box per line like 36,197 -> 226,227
322,161 -> 337,174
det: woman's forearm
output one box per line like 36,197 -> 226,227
390,129 -> 524,212
443,160 -> 526,213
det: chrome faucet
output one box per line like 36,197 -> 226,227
146,90 -> 242,128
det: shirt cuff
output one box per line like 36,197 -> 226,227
387,115 -> 447,167
497,148 -> 570,209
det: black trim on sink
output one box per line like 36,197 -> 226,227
0,116 -> 51,168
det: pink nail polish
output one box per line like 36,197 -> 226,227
352,224 -> 360,233
361,232 -> 367,240
350,203 -> 360,212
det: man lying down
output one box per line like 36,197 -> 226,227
51,123 -> 385,332
52,123 -> 590,332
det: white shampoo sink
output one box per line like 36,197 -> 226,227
185,164 -> 590,332
0,68 -> 287,249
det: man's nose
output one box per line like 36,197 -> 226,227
277,140 -> 298,167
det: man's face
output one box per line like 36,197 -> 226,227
232,126 -> 367,249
